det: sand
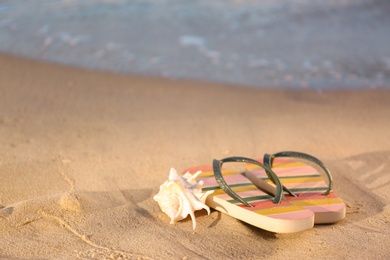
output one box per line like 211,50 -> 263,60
1,53 -> 390,259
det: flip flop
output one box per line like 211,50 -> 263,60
182,157 -> 314,233
246,151 -> 346,224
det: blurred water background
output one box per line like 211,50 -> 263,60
1,0 -> 389,89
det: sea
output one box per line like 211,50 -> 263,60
1,0 -> 389,89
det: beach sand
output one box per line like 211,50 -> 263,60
1,53 -> 390,259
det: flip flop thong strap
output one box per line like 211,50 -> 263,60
263,151 -> 333,196
213,157 -> 283,207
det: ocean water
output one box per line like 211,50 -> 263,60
1,0 -> 389,89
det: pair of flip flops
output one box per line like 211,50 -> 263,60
183,151 -> 346,233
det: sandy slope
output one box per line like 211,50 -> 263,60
0,54 -> 390,259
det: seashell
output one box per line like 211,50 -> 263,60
154,168 -> 213,229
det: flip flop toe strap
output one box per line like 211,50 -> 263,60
263,151 -> 333,196
213,157 -> 283,207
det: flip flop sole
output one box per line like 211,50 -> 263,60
247,158 -> 346,224
183,166 -> 314,233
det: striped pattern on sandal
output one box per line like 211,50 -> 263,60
183,165 -> 314,233
247,158 -> 346,224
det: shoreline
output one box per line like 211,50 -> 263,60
1,0 -> 390,89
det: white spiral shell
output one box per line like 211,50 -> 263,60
154,168 -> 213,229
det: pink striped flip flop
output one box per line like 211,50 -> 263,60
183,157 -> 314,233
246,151 -> 346,224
